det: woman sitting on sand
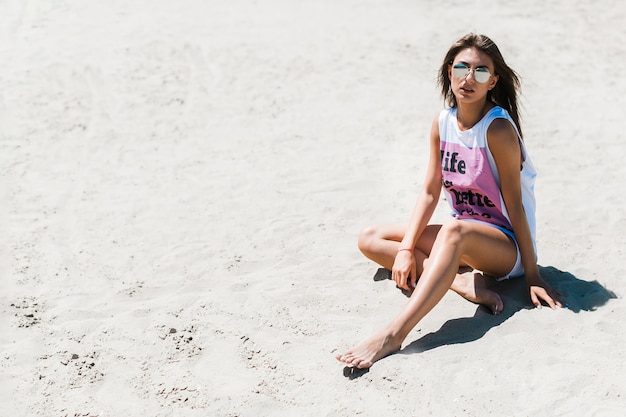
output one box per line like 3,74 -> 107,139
336,33 -> 563,369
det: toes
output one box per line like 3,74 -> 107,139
336,352 -> 359,366
336,353 -> 350,364
335,351 -> 372,369
349,357 -> 363,368
348,357 -> 369,369
356,360 -> 372,369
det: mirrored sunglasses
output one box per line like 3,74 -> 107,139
452,64 -> 492,84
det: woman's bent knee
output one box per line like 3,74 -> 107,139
358,225 -> 379,253
437,221 -> 467,246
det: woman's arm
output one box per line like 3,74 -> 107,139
392,115 -> 443,290
487,119 -> 562,309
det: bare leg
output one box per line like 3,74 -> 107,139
338,221 -> 516,368
358,224 -> 502,314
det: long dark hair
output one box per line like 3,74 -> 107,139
438,33 -> 523,138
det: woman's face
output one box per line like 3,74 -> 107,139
448,47 -> 499,105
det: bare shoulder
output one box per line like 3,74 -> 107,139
487,118 -> 517,139
487,118 -> 518,155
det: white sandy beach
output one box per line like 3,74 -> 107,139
1,0 -> 625,416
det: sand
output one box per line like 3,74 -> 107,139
1,0 -> 625,416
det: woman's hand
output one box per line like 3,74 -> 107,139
526,273 -> 564,309
392,250 -> 417,291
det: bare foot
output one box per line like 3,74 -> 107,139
335,329 -> 402,369
451,272 -> 503,314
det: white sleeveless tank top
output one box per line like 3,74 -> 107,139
438,106 -> 537,255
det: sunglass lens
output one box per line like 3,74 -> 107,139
452,65 -> 468,79
474,69 -> 491,83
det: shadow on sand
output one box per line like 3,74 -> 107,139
344,266 -> 618,378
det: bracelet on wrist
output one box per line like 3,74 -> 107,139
397,248 -> 413,253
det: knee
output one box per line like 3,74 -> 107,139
357,225 -> 379,254
438,221 -> 467,247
